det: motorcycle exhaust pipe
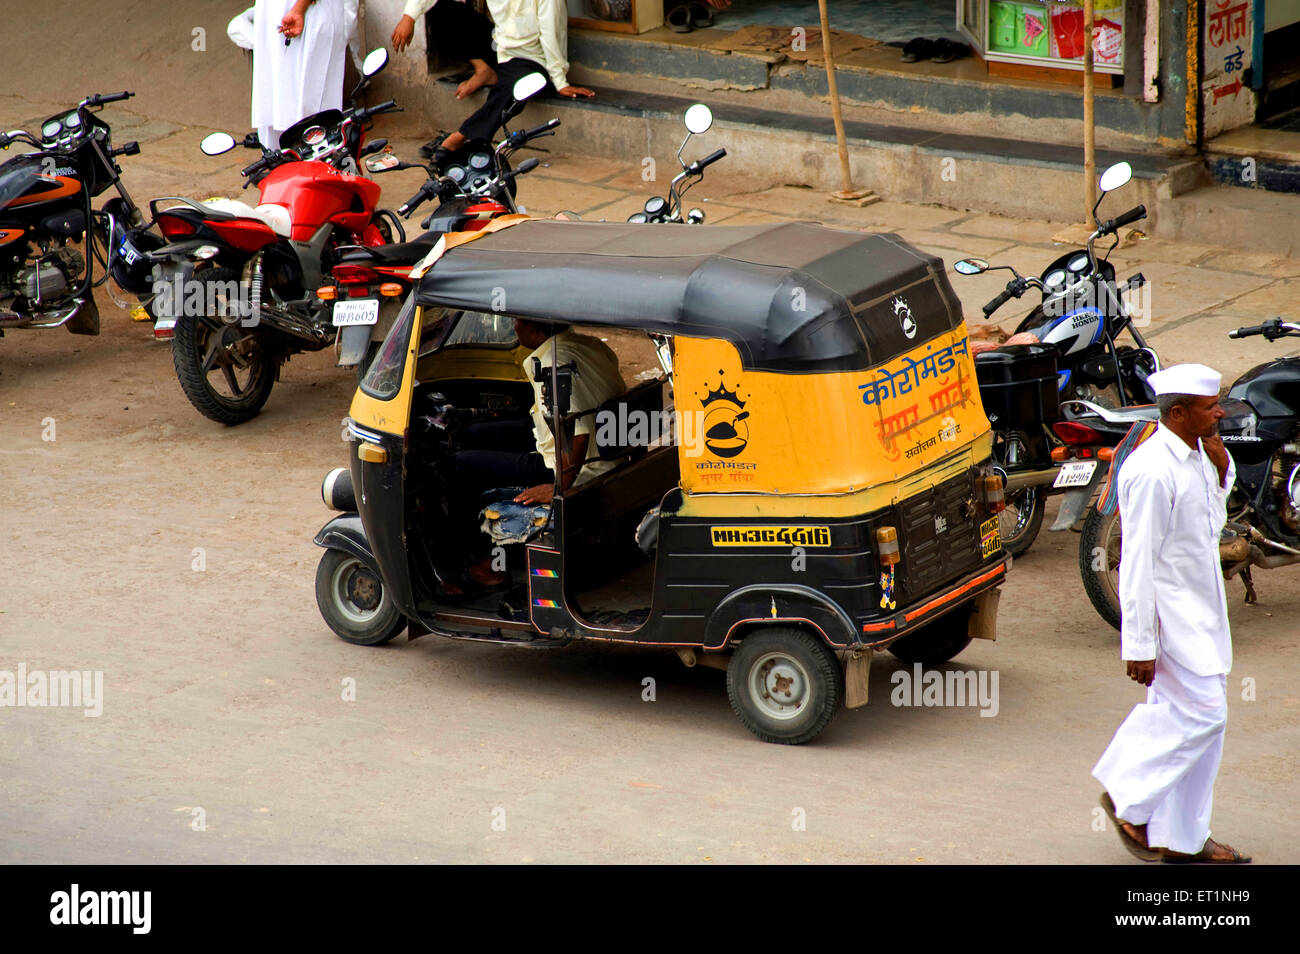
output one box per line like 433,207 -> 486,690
322,467 -> 356,512
1002,466 -> 1062,493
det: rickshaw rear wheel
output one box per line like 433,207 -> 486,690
315,549 -> 406,646
726,627 -> 841,745
887,606 -> 973,666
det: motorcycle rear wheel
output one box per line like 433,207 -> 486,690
171,267 -> 278,426
1079,506 -> 1122,631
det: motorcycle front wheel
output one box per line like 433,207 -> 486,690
171,267 -> 278,425
1079,506 -> 1122,631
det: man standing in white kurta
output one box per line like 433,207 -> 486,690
1093,363 -> 1250,864
251,0 -> 359,150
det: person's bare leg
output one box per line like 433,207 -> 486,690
440,131 -> 467,153
456,58 -> 498,100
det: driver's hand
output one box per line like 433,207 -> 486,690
515,484 -> 554,505
391,15 -> 415,52
557,86 -> 595,99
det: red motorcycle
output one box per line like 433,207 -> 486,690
148,49 -> 403,425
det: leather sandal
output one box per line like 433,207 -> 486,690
1099,793 -> 1161,862
667,5 -> 693,32
1162,839 -> 1252,864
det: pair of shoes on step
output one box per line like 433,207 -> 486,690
900,37 -> 970,63
667,2 -> 716,33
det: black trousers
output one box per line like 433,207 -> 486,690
457,57 -> 557,142
444,420 -> 553,557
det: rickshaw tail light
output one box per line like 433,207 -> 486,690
379,283 -> 404,297
357,443 -> 387,464
316,286 -> 337,301
876,526 -> 901,566
982,475 -> 1006,513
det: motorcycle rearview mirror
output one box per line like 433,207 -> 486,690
362,48 -> 389,78
683,103 -> 713,136
513,72 -> 548,104
686,208 -> 706,224
364,153 -> 403,173
200,132 -> 236,156
953,258 -> 989,275
1098,161 -> 1132,194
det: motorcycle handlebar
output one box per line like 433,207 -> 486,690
519,119 -> 561,142
982,287 -> 1014,317
241,156 -> 270,177
361,99 -> 399,119
86,91 -> 133,107
1098,204 -> 1147,236
1228,318 -> 1282,339
689,148 -> 727,174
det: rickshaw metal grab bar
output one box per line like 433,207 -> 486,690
314,217 -> 1011,744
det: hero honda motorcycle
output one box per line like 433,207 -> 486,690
1078,317 -> 1300,629
0,91 -> 162,338
952,160 -> 1159,558
148,49 -> 403,425
318,72 -> 556,376
627,103 -> 726,224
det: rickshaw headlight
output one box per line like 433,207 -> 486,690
875,526 -> 900,566
982,474 -> 1006,513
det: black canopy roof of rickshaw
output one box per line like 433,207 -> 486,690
414,219 -> 964,373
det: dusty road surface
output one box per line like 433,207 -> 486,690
2,92 -> 1299,864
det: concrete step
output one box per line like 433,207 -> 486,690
432,79 -> 1199,226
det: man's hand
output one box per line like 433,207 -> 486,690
515,484 -> 554,505
557,85 -> 595,99
1203,433 -> 1231,487
391,14 -> 415,52
1126,659 -> 1155,687
279,1 -> 311,38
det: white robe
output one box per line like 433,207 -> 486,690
251,0 -> 358,149
1092,424 -> 1236,855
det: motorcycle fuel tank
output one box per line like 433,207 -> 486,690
1229,357 -> 1300,420
0,153 -> 82,215
257,160 -> 381,242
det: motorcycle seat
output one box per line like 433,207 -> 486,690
1061,399 -> 1160,423
195,198 -> 292,238
339,236 -> 439,266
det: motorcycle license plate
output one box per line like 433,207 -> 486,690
1053,460 -> 1098,489
332,299 -> 379,327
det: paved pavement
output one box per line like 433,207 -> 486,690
2,104 -> 1298,864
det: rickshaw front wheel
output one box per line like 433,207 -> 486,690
315,549 -> 406,646
887,605 -> 973,666
726,627 -> 841,745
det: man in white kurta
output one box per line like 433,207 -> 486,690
1093,363 -> 1250,863
251,0 -> 359,150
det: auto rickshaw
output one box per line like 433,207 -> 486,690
313,216 -> 1012,744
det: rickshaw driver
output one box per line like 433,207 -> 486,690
441,318 -> 624,593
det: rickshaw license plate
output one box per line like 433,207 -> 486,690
1053,461 -> 1097,488
332,299 -> 379,327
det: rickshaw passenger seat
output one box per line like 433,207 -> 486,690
589,377 -> 668,462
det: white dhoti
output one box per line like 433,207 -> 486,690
251,0 -> 353,150
1092,653 -> 1227,855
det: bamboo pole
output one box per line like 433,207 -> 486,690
818,0 -> 870,201
1083,0 -> 1096,226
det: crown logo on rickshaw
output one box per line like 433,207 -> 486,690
699,375 -> 745,408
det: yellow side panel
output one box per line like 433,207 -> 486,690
348,306 -> 425,436
674,323 -> 989,496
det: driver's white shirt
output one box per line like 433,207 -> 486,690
1117,423 -> 1235,676
526,330 -> 624,488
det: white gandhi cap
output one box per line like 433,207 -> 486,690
1148,363 -> 1221,397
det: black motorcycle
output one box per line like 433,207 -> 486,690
628,103 -> 726,224
954,160 -> 1157,558
0,91 -> 159,338
1079,317 -> 1300,629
